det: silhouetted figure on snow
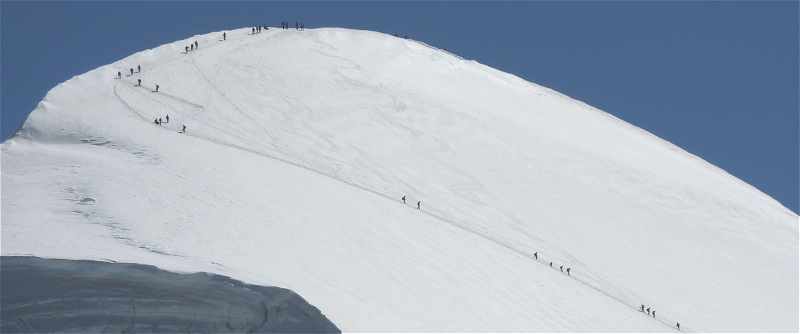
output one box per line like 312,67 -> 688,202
560,265 -> 563,272
181,124 -> 187,133
137,79 -> 141,86
155,84 -> 159,92
401,195 -> 406,204
533,252 -> 538,260
652,310 -> 656,318
165,115 -> 169,123
416,200 -> 421,210
566,267 -> 571,276
194,41 -> 198,49
676,322 -> 680,330
137,65 -> 141,73
117,71 -> 121,79
647,307 -> 651,315
223,32 -> 226,40
549,262 -> 553,267
130,68 -> 134,76
641,305 -> 645,312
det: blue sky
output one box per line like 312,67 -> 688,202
2,1 -> 797,213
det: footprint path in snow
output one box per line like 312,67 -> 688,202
111,27 -> 687,332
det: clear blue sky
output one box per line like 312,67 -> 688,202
2,1 -> 797,213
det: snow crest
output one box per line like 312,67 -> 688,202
2,27 -> 797,331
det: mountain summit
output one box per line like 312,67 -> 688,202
2,27 -> 796,331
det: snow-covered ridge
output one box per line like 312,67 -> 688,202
2,27 -> 797,331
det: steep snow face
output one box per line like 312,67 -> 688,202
2,27 -> 796,331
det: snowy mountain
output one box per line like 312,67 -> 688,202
2,27 -> 796,331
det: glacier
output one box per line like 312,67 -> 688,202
2,27 -> 797,331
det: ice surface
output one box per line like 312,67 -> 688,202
2,27 -> 796,331
1,256 -> 339,333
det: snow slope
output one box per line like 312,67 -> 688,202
2,27 -> 797,331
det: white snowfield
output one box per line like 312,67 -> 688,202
2,27 -> 797,331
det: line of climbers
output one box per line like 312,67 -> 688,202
400,195 -> 421,210
533,252 -> 682,330
122,30 -> 681,330
532,251 -> 572,276
117,65 -> 142,79
399,196 -> 682,331
115,63 -> 188,134
122,23 -> 331,145
540,247 -> 683,330
280,21 -> 304,30
184,40 -> 199,54
153,114 -> 169,126
131,28 -> 684,331
251,25 -> 269,34
152,113 -> 186,134
639,304 -> 681,330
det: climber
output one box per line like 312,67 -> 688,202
566,267 -> 571,276
533,252 -> 538,260
416,200 -> 421,210
401,195 -> 406,204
